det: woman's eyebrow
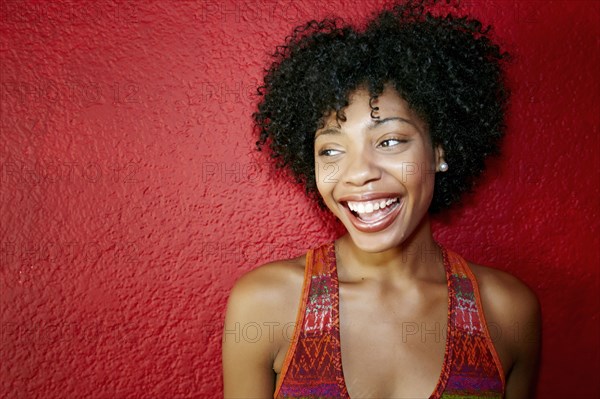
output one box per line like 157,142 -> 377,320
315,116 -> 419,140
368,116 -> 413,128
314,127 -> 341,140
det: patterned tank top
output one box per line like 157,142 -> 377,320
274,241 -> 505,398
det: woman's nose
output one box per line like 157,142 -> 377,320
342,150 -> 382,187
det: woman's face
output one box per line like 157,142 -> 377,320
314,85 -> 444,252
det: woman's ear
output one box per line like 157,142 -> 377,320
435,145 -> 448,172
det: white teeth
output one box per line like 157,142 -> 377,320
347,197 -> 398,214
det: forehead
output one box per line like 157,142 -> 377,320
350,86 -> 409,113
318,85 -> 428,134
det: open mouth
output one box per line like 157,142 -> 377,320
341,196 -> 402,233
346,197 -> 400,223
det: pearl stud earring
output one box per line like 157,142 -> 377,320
439,162 -> 448,172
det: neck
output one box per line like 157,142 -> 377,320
335,215 -> 444,283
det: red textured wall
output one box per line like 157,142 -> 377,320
1,1 -> 598,398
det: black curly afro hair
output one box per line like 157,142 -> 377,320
254,0 -> 509,213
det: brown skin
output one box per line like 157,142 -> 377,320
222,87 -> 541,398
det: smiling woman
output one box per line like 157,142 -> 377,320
222,1 -> 541,398
314,87 -> 439,252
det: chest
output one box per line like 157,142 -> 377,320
274,246 -> 506,398
274,285 -> 450,398
337,285 -> 449,398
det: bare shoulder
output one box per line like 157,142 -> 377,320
228,256 -> 306,319
468,262 -> 541,326
223,254 -> 307,357
226,254 -> 307,321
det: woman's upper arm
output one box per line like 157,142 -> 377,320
503,282 -> 542,399
222,270 -> 278,398
473,264 -> 542,399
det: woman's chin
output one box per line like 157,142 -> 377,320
344,230 -> 405,253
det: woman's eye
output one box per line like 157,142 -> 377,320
379,138 -> 407,148
318,148 -> 342,157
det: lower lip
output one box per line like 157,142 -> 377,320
342,200 -> 403,233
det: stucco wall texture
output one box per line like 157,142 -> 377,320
0,1 -> 598,398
